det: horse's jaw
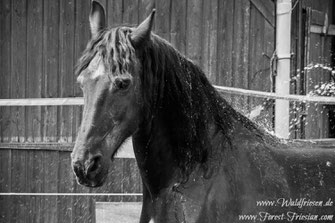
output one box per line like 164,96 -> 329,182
72,125 -> 134,188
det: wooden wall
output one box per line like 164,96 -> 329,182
0,144 -> 142,223
0,0 -> 91,143
0,0 -> 276,143
0,0 -> 275,222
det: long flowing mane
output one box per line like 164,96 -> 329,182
76,26 -> 271,176
140,33 -> 273,175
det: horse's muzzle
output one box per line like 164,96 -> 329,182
72,155 -> 105,187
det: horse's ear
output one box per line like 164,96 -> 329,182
131,9 -> 156,47
89,1 -> 106,38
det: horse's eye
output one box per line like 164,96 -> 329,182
114,77 -> 131,91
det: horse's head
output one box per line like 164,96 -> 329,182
71,1 -> 155,187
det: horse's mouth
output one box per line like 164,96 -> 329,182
75,148 -> 118,188
75,172 -> 108,188
73,163 -> 109,188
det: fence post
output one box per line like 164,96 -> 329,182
275,0 -> 292,139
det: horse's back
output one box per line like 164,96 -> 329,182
229,137 -> 335,222
272,141 -> 335,198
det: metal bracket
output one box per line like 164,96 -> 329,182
270,51 -> 278,77
271,51 -> 293,77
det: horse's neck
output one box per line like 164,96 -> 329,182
133,115 -> 234,194
133,120 -> 180,196
133,97 -> 266,196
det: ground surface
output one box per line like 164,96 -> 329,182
96,202 -> 142,223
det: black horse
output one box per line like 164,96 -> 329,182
71,1 -> 335,222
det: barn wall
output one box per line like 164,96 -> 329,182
0,145 -> 142,223
0,0 -> 275,143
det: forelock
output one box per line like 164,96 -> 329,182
75,27 -> 136,77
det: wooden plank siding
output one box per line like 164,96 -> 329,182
0,0 -> 275,142
0,0 -> 12,143
26,0 -> 43,143
0,147 -> 142,223
43,0 -> 60,143
0,0 -> 277,222
11,0 -> 27,143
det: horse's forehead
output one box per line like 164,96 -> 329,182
77,54 -> 105,84
89,54 -> 105,79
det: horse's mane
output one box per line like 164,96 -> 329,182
76,26 -> 270,177
140,33 -> 271,176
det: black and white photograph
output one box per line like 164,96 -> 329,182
0,0 -> 335,222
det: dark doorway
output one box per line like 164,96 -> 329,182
328,107 -> 335,138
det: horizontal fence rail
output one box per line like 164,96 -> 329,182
213,85 -> 335,104
0,193 -> 142,196
0,86 -> 334,106
0,141 -> 136,158
0,97 -> 84,106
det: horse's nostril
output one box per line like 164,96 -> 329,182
87,156 -> 102,174
73,161 -> 85,178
